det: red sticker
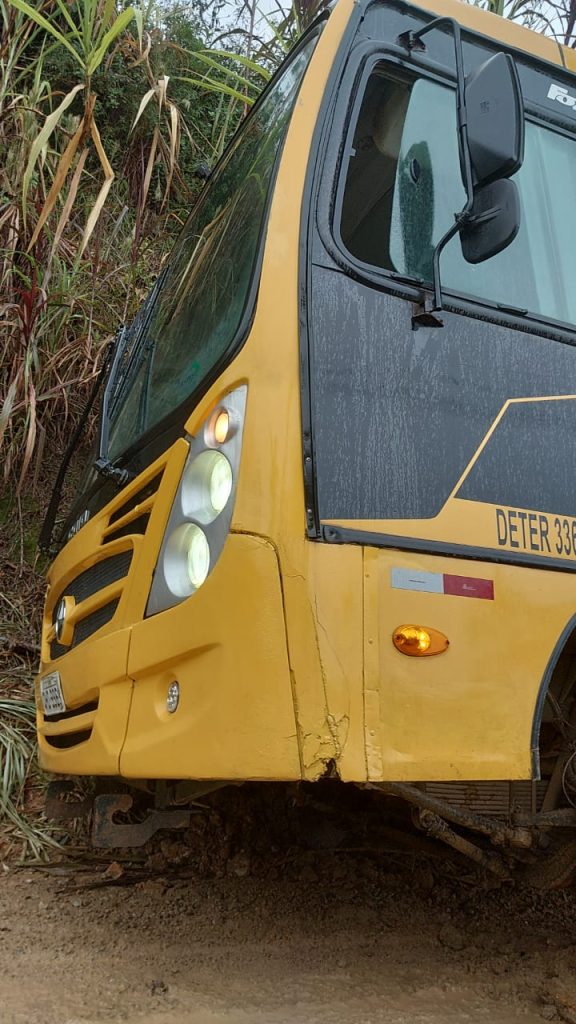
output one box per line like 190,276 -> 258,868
443,574 -> 494,600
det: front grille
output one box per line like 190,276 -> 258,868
49,551 -> 132,660
50,598 -> 120,660
53,550 -> 132,608
47,464 -> 165,662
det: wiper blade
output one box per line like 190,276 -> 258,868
107,269 -> 167,423
38,337 -> 117,554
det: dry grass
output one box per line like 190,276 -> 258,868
0,536 -> 65,860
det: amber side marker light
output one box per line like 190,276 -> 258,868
393,625 -> 449,657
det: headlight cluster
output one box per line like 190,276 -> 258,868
146,385 -> 247,616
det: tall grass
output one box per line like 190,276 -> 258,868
0,0 -> 273,497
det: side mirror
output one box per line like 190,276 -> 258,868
465,52 -> 524,187
460,52 -> 524,264
460,178 -> 520,264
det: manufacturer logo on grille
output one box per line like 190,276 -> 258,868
67,508 -> 90,539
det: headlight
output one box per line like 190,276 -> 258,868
164,523 -> 210,598
147,384 -> 247,616
181,450 -> 233,524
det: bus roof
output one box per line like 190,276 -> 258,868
346,0 -> 575,72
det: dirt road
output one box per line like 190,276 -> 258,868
2,846 -> 576,1024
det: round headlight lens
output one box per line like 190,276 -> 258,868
163,523 -> 210,597
181,451 -> 233,524
186,525 -> 210,588
209,454 -> 233,514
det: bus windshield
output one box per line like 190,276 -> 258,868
105,37 -> 317,463
339,69 -> 576,327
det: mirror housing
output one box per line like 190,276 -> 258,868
460,178 -> 521,264
465,53 -> 524,187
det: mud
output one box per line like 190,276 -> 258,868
2,783 -> 576,1024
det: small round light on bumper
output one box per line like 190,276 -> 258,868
166,682 -> 180,713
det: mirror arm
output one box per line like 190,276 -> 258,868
399,17 -> 476,313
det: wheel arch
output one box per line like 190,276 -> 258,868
531,613 -> 576,779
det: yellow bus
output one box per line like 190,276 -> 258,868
38,0 -> 576,883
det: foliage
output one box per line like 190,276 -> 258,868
0,697 -> 61,859
480,0 -> 575,45
0,0 -> 271,498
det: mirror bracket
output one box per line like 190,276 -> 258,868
411,298 -> 444,330
397,29 -> 427,53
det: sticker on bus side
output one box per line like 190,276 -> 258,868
495,507 -> 576,559
391,569 -> 494,600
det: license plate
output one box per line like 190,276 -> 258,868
40,672 -> 66,716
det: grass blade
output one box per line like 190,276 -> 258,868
7,0 -> 85,69
22,82 -> 84,220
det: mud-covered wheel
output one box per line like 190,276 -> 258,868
520,837 -> 576,890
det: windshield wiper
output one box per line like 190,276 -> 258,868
38,335 -> 118,554
105,268 -> 167,426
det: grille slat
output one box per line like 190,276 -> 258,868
43,699 -> 98,723
423,781 -> 548,817
45,730 -> 92,749
52,550 -> 133,609
103,513 -> 150,544
108,472 -> 163,525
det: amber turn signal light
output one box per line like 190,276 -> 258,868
393,624 -> 449,657
205,408 -> 230,447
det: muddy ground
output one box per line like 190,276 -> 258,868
2,784 -> 576,1024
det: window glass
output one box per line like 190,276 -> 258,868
339,65 -> 576,327
107,36 -> 318,461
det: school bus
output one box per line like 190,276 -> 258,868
38,0 -> 576,882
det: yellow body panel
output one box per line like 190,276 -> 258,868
37,628 -> 132,775
121,533 -> 300,780
37,0 -> 576,786
364,550 -> 575,780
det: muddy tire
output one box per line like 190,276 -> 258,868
520,838 -> 576,890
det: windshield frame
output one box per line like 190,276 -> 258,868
317,34 -> 576,346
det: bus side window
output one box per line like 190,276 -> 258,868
340,73 -> 413,271
338,68 -> 464,284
